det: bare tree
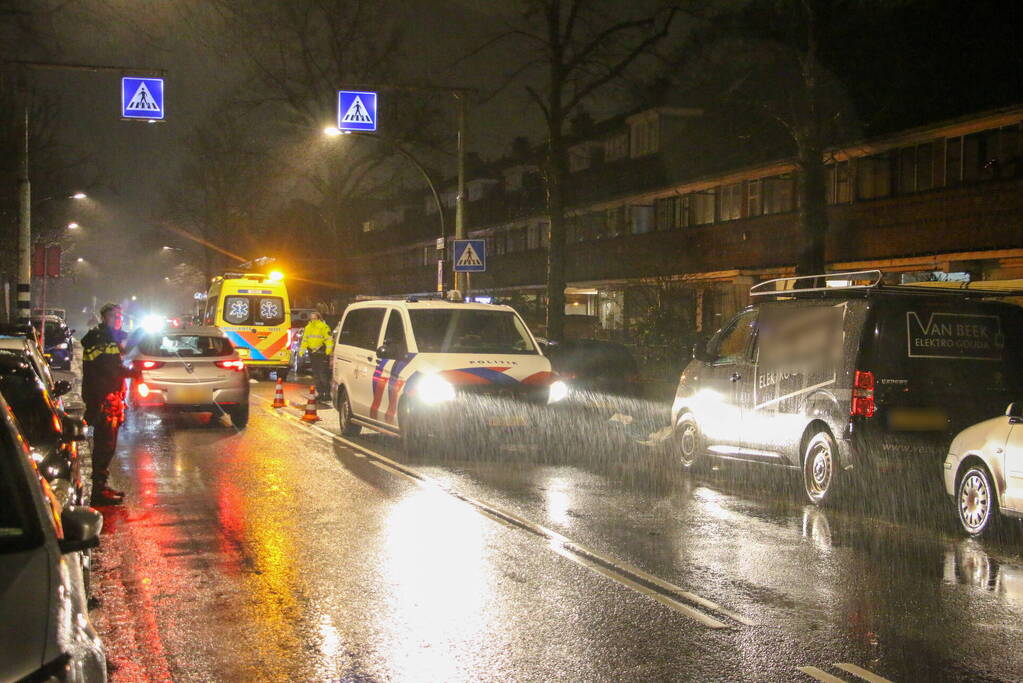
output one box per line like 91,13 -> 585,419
469,1 -> 684,341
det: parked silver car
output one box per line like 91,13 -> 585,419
127,327 -> 250,428
944,402 -> 1023,536
0,391 -> 106,682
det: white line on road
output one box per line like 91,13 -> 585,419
797,666 -> 849,683
260,399 -> 749,629
835,663 -> 894,683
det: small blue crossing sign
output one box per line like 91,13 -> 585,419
337,90 -> 377,132
453,239 -> 486,273
122,77 -> 165,120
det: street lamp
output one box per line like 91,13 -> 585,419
71,192 -> 87,200
76,257 -> 84,263
67,222 -> 79,230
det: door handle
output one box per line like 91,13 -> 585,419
995,447 -> 1004,454
730,372 -> 741,382
366,355 -> 374,362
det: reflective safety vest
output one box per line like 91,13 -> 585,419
299,319 -> 334,354
81,324 -> 126,405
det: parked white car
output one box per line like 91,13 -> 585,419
330,298 -> 564,455
944,402 -> 1023,536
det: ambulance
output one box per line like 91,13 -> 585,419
204,272 -> 291,378
330,298 -> 567,455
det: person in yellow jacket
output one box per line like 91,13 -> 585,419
299,312 -> 334,404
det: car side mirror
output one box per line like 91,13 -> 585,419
53,379 -> 72,397
376,343 -> 404,361
1007,402 -> 1023,422
58,506 -> 102,554
692,338 -> 716,363
62,415 -> 88,442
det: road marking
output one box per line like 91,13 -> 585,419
259,397 -> 751,629
835,663 -> 893,683
797,666 -> 848,683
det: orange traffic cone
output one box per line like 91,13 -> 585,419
301,385 -> 320,423
272,377 -> 286,409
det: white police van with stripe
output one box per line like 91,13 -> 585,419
330,298 -> 566,454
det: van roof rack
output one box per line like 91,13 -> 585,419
750,270 -> 883,297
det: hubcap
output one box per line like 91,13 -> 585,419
960,472 -> 990,532
806,440 -> 832,495
679,424 -> 697,463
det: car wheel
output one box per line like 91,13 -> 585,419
670,414 -> 703,468
957,465 -> 998,537
336,387 -> 361,436
228,404 -> 249,429
802,429 -> 841,506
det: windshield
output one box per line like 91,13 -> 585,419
0,372 -> 56,447
32,321 -> 65,340
409,309 -> 537,354
223,296 -> 286,326
140,334 -> 234,358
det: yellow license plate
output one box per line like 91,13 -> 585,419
487,415 -> 528,427
888,408 -> 948,431
174,387 -> 211,404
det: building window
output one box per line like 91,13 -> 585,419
747,180 -> 762,216
718,183 -> 742,221
825,162 -> 851,204
605,132 -> 629,161
630,118 -> 659,157
527,223 -> 540,250
691,189 -> 716,225
630,205 -> 654,234
856,154 -> 892,199
958,125 -> 1023,182
895,142 -> 935,194
539,221 -> 549,248
946,137 -> 962,185
762,175 -> 794,214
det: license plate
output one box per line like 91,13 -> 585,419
887,408 -> 948,431
174,387 -> 211,404
487,415 -> 528,428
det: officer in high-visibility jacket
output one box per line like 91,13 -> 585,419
81,303 -> 131,506
299,312 -> 334,404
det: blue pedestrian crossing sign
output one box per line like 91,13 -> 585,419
453,239 -> 486,272
337,90 -> 377,132
122,77 -> 165,120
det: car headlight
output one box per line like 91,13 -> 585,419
55,343 -> 68,350
417,374 -> 456,404
548,379 -> 569,404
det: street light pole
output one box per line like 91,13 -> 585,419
17,104 -> 30,324
454,92 -> 468,297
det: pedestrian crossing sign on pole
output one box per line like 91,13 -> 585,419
453,239 -> 486,272
122,77 -> 165,120
337,90 -> 377,132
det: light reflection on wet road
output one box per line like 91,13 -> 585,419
89,383 -> 1023,682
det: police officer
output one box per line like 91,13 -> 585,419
81,303 -> 130,506
299,312 -> 334,404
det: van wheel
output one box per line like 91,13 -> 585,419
399,403 -> 431,459
957,465 -> 998,537
336,387 -> 360,436
802,429 -> 840,506
670,414 -> 703,468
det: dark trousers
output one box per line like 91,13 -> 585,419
310,350 -> 330,400
85,395 -> 124,489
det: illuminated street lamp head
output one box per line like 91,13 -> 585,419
131,295 -> 137,301
71,192 -> 87,200
76,257 -> 84,263
67,222 -> 79,230
323,125 -> 342,137
269,270 -> 284,281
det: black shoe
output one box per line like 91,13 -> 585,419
91,491 -> 124,506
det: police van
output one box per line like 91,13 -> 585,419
204,272 -> 291,378
330,298 -> 565,454
670,270 -> 1023,505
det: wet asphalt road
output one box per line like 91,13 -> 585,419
88,380 -> 1023,682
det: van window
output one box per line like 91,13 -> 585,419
223,296 -> 286,326
712,310 -> 758,364
204,297 -> 218,326
339,308 -> 386,350
871,304 -> 1023,391
409,309 -> 537,354
382,311 -> 408,355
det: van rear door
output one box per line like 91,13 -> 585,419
865,299 -> 1023,457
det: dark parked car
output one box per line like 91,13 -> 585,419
0,353 -> 86,509
33,315 -> 75,370
0,390 -> 106,682
670,270 -> 1023,506
542,339 -> 642,398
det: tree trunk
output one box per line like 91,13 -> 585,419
795,141 -> 827,276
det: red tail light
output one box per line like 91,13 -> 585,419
133,360 -> 164,370
851,370 -> 875,418
216,359 -> 246,371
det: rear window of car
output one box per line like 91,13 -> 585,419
139,334 -> 234,357
223,296 -> 286,326
870,301 -> 1023,391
